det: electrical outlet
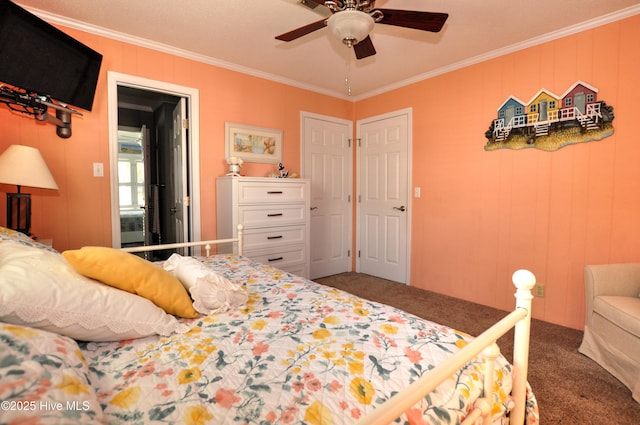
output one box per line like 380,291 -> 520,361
534,284 -> 545,298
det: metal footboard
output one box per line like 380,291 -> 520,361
120,224 -> 244,257
356,269 -> 536,425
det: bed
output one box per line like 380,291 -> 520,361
0,225 -> 539,424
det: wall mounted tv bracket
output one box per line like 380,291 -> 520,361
0,84 -> 82,138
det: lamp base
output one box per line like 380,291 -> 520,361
6,192 -> 31,235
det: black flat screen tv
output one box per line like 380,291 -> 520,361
0,0 -> 102,111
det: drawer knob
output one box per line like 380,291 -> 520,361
267,235 -> 283,240
268,256 -> 284,262
267,191 -> 283,194
267,213 -> 284,217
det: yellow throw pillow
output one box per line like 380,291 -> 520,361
62,247 -> 198,318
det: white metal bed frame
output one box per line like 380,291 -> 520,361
121,224 -> 244,257
357,268 -> 535,425
120,224 -> 535,425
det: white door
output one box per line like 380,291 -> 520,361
171,99 -> 189,246
302,112 -> 352,279
357,109 -> 411,283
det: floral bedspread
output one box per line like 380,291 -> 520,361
2,254 -> 539,424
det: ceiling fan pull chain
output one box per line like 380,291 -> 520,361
344,60 -> 352,96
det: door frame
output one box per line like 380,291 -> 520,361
107,71 -> 201,248
355,107 -> 413,283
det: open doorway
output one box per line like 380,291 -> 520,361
117,86 -> 183,255
107,72 -> 202,259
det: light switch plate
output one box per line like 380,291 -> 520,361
93,162 -> 104,177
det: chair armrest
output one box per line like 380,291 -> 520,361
584,264 -> 640,328
585,263 -> 640,298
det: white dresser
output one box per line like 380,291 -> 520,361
216,176 -> 310,278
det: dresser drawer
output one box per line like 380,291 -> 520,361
238,181 -> 307,204
281,263 -> 308,278
245,246 -> 306,270
243,225 -> 306,251
239,205 -> 306,227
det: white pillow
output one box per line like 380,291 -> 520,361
163,253 -> 247,314
0,238 -> 189,341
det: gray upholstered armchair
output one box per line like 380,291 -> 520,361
579,263 -> 640,402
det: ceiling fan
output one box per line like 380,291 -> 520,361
275,0 -> 448,60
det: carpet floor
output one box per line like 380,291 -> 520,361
314,272 -> 640,424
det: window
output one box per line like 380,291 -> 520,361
565,98 -> 573,107
118,130 -> 145,211
118,158 -> 145,209
549,101 -> 556,109
516,106 -> 523,115
530,104 -> 537,113
587,94 -> 595,103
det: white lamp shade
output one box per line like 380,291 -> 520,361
327,10 -> 374,44
0,145 -> 59,190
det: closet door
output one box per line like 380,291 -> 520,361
357,109 -> 411,284
302,113 -> 353,279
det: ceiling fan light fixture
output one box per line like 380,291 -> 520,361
327,10 -> 374,46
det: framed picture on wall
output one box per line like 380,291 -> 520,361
224,122 -> 283,163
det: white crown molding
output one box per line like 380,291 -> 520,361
353,4 -> 640,101
22,6 -> 348,100
24,4 -> 640,103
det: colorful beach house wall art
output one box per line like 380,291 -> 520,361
484,81 -> 615,151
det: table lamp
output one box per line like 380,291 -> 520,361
0,145 -> 58,235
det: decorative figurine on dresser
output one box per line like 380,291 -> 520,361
216,176 -> 310,278
225,157 -> 244,176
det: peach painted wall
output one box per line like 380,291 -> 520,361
0,26 -> 353,252
355,15 -> 640,329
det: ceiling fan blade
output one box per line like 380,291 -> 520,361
354,35 -> 376,60
374,9 -> 448,32
275,18 -> 328,42
300,0 -> 325,9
